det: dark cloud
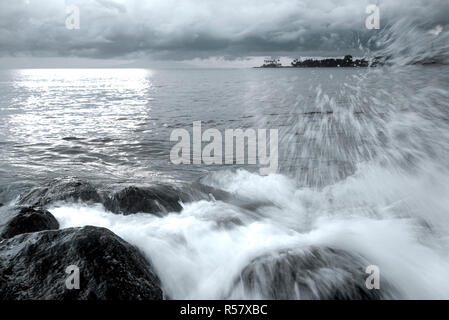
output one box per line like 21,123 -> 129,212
0,0 -> 448,62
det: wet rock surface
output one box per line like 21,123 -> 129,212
103,185 -> 186,215
0,226 -> 163,300
0,206 -> 59,239
18,177 -> 191,216
194,181 -> 276,214
229,247 -> 395,300
18,177 -> 102,207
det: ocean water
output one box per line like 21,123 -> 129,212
1,65 -> 449,299
0,67 -> 365,185
1,19 -> 449,298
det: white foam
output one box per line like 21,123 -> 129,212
50,165 -> 449,299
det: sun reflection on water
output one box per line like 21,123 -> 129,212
0,68 -> 162,181
8,69 -> 153,142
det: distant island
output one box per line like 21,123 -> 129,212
257,56 -> 376,68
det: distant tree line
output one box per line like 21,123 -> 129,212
291,55 -> 370,68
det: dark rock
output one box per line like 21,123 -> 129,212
192,181 -> 235,202
103,185 -> 185,215
18,177 -> 190,216
0,226 -> 163,300
194,181 -> 275,214
0,207 -> 59,239
18,177 -> 101,207
0,203 -> 3,208
228,247 -> 396,299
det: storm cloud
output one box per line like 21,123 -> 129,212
0,0 -> 448,62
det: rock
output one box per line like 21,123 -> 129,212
0,226 -> 163,300
0,203 -> 3,208
227,247 -> 396,299
18,177 -> 101,207
18,178 -> 188,216
103,185 -> 185,215
0,207 -> 59,239
193,181 -> 274,214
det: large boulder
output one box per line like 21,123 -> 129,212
103,185 -> 186,215
0,226 -> 163,300
18,178 -> 189,216
18,177 -> 102,207
227,247 -> 396,300
0,206 -> 59,239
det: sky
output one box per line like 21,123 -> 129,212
0,0 -> 448,68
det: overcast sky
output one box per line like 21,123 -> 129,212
0,0 -> 448,67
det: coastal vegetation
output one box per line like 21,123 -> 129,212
259,55 -> 374,68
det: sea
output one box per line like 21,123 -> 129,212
1,23 -> 449,299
